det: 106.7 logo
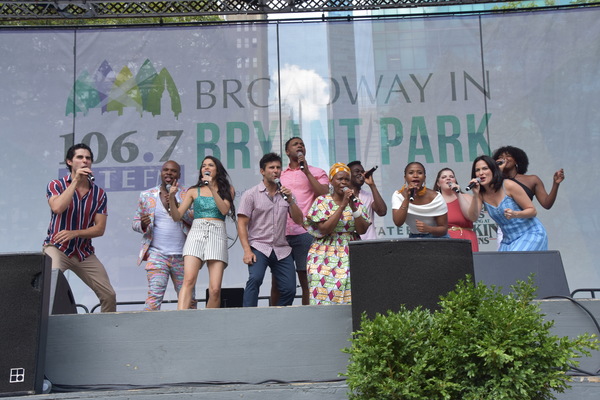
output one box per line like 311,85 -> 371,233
58,130 -> 187,192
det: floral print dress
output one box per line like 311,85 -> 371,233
304,194 -> 370,305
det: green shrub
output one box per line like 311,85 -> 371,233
343,276 -> 598,400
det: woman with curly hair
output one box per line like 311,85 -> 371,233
169,156 -> 236,309
492,145 -> 564,209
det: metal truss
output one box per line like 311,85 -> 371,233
0,0 -> 523,20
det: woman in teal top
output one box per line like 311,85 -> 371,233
169,156 -> 235,309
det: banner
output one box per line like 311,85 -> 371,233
1,8 -> 598,310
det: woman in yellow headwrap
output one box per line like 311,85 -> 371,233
303,163 -> 371,305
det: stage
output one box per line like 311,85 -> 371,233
2,247 -> 600,399
2,301 -> 600,399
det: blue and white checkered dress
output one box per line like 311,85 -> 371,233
485,195 -> 548,251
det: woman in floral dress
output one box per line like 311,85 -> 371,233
304,163 -> 371,305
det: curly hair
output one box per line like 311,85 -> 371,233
492,145 -> 529,174
194,156 -> 236,221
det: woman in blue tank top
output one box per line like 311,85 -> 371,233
465,155 -> 548,251
169,156 -> 236,309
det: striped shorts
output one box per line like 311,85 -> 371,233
183,219 -> 228,266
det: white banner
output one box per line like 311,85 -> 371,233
1,8 -> 598,310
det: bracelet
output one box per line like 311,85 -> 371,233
400,205 -> 408,210
352,209 -> 362,218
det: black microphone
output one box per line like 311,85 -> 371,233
297,151 -> 305,170
343,187 -> 359,203
448,182 -> 460,194
203,171 -> 210,186
364,165 -> 378,179
273,178 -> 288,201
496,160 -> 505,166
465,177 -> 481,191
87,172 -> 94,182
409,187 -> 416,202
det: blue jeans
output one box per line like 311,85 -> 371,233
286,233 -> 314,272
243,248 -> 296,307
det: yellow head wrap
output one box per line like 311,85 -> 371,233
329,162 -> 350,181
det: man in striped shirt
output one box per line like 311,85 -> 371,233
43,143 -> 116,313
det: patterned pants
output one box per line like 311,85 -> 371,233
145,250 -> 196,310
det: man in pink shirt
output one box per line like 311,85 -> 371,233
272,137 -> 329,305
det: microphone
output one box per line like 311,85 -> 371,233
166,184 -> 172,192
273,178 -> 288,201
343,187 -> 359,203
465,177 -> 481,191
203,171 -> 210,186
496,160 -> 505,166
297,151 -> 305,170
364,165 -> 378,179
448,182 -> 460,194
87,172 -> 95,182
409,187 -> 416,202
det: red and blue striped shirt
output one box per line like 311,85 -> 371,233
43,175 -> 108,261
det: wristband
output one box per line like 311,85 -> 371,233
352,209 -> 362,218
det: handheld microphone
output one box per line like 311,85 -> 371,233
448,182 -> 460,194
364,165 -> 378,179
409,187 -> 416,202
166,184 -> 172,192
496,160 -> 505,166
273,178 -> 288,201
203,171 -> 210,186
343,187 -> 359,203
465,177 -> 481,191
87,172 -> 95,182
297,151 -> 305,170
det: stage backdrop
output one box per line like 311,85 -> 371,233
1,8 -> 598,310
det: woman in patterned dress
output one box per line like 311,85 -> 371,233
304,163 -> 371,305
466,155 -> 548,251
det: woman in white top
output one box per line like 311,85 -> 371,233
391,162 -> 449,238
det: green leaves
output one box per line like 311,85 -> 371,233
343,275 -> 598,400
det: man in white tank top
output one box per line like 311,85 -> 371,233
132,161 -> 194,310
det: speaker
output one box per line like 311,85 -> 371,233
49,269 -> 77,315
473,251 -> 570,299
0,253 -> 51,396
205,288 -> 244,308
349,239 -> 474,331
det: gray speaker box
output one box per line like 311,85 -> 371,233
473,251 -> 570,298
0,253 -> 51,396
349,239 -> 474,331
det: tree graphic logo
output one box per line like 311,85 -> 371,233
66,59 -> 182,118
